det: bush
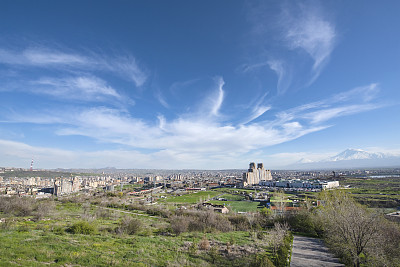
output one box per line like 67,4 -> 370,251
170,215 -> 189,236
0,218 -> 14,230
199,235 -> 210,250
52,225 -> 65,235
0,196 -> 35,217
185,210 -> 233,233
228,214 -> 251,231
34,200 -> 55,221
116,216 -> 142,235
252,252 -> 275,267
67,221 -> 97,235
285,210 -> 319,237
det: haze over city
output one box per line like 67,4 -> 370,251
1,0 -> 400,169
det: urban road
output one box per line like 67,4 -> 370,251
291,235 -> 344,267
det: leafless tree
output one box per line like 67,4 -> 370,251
170,215 -> 189,236
318,191 -> 380,267
266,222 -> 289,257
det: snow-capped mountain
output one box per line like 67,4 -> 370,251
327,148 -> 386,161
286,148 -> 400,169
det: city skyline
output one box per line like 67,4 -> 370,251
1,1 -> 400,169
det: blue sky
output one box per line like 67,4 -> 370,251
0,0 -> 399,169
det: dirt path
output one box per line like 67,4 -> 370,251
291,235 -> 344,267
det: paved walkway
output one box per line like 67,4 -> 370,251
291,236 -> 344,267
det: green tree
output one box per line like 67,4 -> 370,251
317,191 -> 380,267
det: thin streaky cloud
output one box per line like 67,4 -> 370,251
283,5 -> 336,71
0,46 -> 149,87
267,59 -> 292,95
210,77 -> 225,116
304,104 -> 381,124
33,76 -> 123,102
23,48 -> 88,65
2,82 -> 382,158
154,90 -> 170,108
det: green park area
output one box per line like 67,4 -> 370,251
209,200 -> 261,212
164,190 -> 220,204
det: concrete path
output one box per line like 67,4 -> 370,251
291,235 -> 344,267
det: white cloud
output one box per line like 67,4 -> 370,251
154,90 -> 169,108
23,48 -> 88,66
0,47 -> 88,66
283,4 -> 336,78
304,104 -> 379,124
0,82 -> 385,169
267,60 -> 291,95
243,105 -> 271,124
0,46 -> 148,87
211,77 -> 225,116
332,83 -> 379,103
96,54 -> 148,87
277,83 -> 381,125
207,77 -> 225,117
33,76 -> 124,102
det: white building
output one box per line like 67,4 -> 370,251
242,162 -> 272,186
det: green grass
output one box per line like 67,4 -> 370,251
0,194 -> 290,267
270,196 -> 293,203
219,193 -> 245,201
0,222 -> 262,266
208,200 -> 262,212
165,191 -> 220,204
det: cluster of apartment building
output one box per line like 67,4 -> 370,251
241,162 -> 339,190
242,162 -> 272,186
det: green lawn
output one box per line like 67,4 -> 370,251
165,191 -> 220,204
270,196 -> 293,203
208,200 -> 262,212
219,193 -> 245,201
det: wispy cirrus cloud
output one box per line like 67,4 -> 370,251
33,76 -> 126,103
0,47 -> 88,66
5,83 -> 380,153
208,77 -> 225,117
0,46 -> 148,87
267,59 -> 292,95
276,83 -> 381,125
244,1 -> 337,94
282,4 -> 336,74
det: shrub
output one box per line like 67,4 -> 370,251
34,200 -> 55,221
170,215 -> 189,236
199,235 -> 210,250
0,196 -> 35,217
252,253 -> 275,267
188,241 -> 198,255
52,225 -> 65,235
17,224 -> 30,232
95,208 -> 112,219
116,216 -> 142,235
228,214 -> 251,231
67,221 -> 97,235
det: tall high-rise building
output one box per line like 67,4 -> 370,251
242,162 -> 272,186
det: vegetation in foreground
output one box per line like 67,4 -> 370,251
0,183 -> 399,267
0,194 -> 292,266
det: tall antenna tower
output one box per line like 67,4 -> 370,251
30,159 -> 34,171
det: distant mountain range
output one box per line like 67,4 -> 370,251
327,148 -> 388,161
290,148 -> 400,169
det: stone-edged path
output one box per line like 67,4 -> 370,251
291,235 -> 344,267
